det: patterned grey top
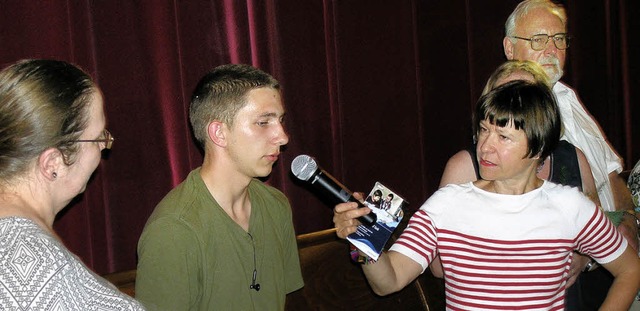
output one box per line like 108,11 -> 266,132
0,217 -> 145,310
629,160 -> 640,209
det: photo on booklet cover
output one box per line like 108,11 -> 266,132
348,182 -> 407,260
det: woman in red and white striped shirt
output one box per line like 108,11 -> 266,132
334,80 -> 640,310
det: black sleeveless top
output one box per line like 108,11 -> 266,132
468,140 -> 583,190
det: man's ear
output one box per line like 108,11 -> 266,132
207,121 -> 227,147
503,37 -> 515,60
38,148 -> 64,181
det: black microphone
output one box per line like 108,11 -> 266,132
248,233 -> 260,291
249,269 -> 260,291
291,155 -> 377,226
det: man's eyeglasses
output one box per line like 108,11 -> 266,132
70,129 -> 114,150
511,33 -> 571,51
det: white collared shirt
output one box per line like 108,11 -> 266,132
553,82 -> 623,211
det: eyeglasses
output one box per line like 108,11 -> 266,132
511,33 -> 571,51
70,129 -> 114,150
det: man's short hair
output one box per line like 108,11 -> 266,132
505,0 -> 567,39
473,80 -> 561,162
189,64 -> 280,148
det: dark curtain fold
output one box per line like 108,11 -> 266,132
0,0 -> 637,274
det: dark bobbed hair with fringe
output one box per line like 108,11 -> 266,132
473,80 -> 561,162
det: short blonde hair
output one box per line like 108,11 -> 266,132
482,60 -> 550,95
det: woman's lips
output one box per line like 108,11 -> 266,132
479,159 -> 496,167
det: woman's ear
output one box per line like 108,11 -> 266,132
38,148 -> 64,181
533,147 -> 544,163
207,121 -> 227,147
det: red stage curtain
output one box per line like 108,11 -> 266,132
0,0 -> 637,274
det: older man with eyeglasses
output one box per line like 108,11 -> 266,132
503,0 -> 639,309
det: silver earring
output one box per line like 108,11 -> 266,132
52,172 -> 57,179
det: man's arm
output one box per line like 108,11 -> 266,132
136,218 -> 201,310
609,172 -> 639,252
611,172 -> 633,211
280,202 -> 304,293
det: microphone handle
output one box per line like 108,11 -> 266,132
312,171 -> 377,226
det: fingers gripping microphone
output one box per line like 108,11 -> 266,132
291,155 -> 377,226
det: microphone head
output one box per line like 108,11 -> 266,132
291,154 -> 318,181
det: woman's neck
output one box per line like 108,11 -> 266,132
0,187 -> 56,232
